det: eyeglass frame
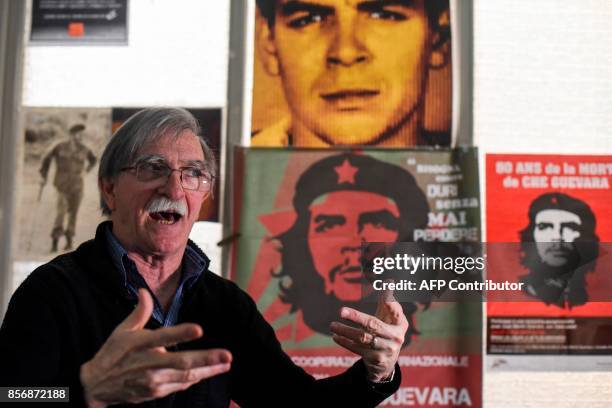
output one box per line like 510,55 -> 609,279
120,158 -> 215,193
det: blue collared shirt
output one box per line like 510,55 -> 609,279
105,225 -> 207,327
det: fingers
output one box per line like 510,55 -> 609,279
332,333 -> 398,382
111,323 -> 204,358
123,363 -> 232,402
134,323 -> 204,349
117,289 -> 154,331
83,347 -> 234,405
334,298 -> 406,384
330,321 -> 373,344
128,349 -> 233,371
375,286 -> 406,326
142,363 -> 232,385
378,285 -> 396,304
99,312 -> 204,365
81,287 -> 234,407
332,334 -> 367,356
96,313 -> 205,373
377,301 -> 408,332
375,286 -> 394,317
339,308 -> 405,344
329,321 -> 396,347
331,329 -> 395,352
331,318 -> 400,343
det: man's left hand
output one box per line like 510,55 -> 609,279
329,289 -> 408,382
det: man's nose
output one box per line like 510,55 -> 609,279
326,13 -> 369,67
340,245 -> 362,266
340,228 -> 365,262
157,170 -> 185,200
550,225 -> 563,241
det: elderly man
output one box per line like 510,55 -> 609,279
519,192 -> 600,307
252,0 -> 451,147
0,108 -> 406,407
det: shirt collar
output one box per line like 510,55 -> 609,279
104,223 -> 209,291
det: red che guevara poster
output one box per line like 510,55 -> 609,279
231,148 -> 482,407
486,154 -> 612,358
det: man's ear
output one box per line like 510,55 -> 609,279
429,8 -> 451,70
258,18 -> 280,76
99,178 -> 117,212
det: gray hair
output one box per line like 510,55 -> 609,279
98,107 -> 217,215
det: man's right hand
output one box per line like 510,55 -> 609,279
80,289 -> 232,408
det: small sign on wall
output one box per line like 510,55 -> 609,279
30,0 -> 128,45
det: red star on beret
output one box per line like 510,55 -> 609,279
334,159 -> 358,184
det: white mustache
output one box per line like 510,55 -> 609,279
146,196 -> 187,216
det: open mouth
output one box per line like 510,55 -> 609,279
149,211 -> 182,225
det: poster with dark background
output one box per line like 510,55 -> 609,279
30,0 -> 128,44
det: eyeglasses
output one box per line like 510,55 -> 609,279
121,161 -> 214,193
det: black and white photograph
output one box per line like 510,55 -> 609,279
18,107 -> 111,261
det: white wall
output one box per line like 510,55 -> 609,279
23,0 -> 230,107
474,0 -> 612,154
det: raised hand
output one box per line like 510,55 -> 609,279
329,288 -> 408,382
80,289 -> 232,407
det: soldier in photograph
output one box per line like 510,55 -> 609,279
40,123 -> 97,252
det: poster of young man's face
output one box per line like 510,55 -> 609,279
517,192 -> 600,307
232,148 -> 482,407
250,0 -> 452,147
532,208 -> 583,268
486,154 -> 612,357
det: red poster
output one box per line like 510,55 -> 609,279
232,148 -> 482,406
486,154 -> 612,355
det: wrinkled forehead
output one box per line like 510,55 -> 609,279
135,129 -> 206,163
535,209 -> 582,225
